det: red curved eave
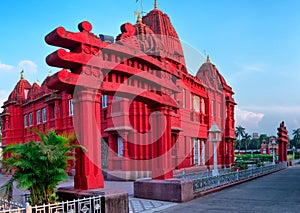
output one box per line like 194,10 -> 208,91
47,69 -> 179,108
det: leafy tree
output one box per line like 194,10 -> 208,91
292,128 -> 300,148
249,138 -> 260,151
242,133 -> 251,153
0,130 -> 85,205
235,125 -> 245,153
259,134 -> 268,143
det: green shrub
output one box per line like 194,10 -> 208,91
0,130 -> 85,205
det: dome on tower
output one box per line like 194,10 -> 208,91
116,4 -> 186,71
27,82 -> 41,101
196,56 -> 231,92
6,71 -> 31,105
142,6 -> 185,66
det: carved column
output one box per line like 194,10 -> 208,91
277,121 -> 288,162
121,131 -> 130,171
73,88 -> 104,190
150,106 -> 173,180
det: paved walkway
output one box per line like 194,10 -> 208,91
155,165 -> 300,213
2,166 -> 300,212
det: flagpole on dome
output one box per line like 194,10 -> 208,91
20,69 -> 24,80
136,0 -> 145,16
154,0 -> 158,9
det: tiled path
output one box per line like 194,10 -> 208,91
129,197 -> 177,213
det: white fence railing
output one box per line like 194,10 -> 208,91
192,162 -> 287,193
0,195 -> 102,213
0,199 -> 25,212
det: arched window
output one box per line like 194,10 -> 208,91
193,95 -> 200,112
201,98 -> 206,114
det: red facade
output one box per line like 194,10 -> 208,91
1,6 -> 236,188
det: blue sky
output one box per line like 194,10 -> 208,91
0,0 -> 300,136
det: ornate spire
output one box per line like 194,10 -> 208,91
206,55 -> 211,63
154,0 -> 158,9
20,70 -> 24,80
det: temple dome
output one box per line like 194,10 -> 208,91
40,77 -> 52,95
142,8 -> 185,66
142,9 -> 179,39
116,7 -> 186,71
116,20 -> 164,55
196,56 -> 231,92
27,82 -> 41,101
7,78 -> 31,104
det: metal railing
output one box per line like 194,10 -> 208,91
192,162 -> 287,193
175,167 -> 236,180
0,195 -> 102,213
0,199 -> 25,212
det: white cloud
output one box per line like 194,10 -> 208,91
235,107 -> 264,130
0,62 -> 14,71
236,61 -> 266,73
240,64 -> 264,72
228,62 -> 266,83
241,105 -> 300,114
18,60 -> 38,74
292,119 -> 299,127
0,90 -> 9,112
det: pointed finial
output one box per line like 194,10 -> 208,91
137,13 -> 142,23
154,0 -> 158,9
48,70 -> 52,76
206,55 -> 211,63
20,70 -> 24,79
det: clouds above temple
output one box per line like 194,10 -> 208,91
0,61 -> 14,71
0,89 -> 9,109
0,60 -> 39,112
0,60 -> 37,74
18,60 -> 38,74
235,105 -> 300,136
235,107 -> 264,131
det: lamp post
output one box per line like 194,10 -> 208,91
208,122 -> 222,176
292,146 -> 295,161
271,139 -> 276,165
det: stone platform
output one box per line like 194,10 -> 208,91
57,187 -> 129,213
134,178 -> 194,203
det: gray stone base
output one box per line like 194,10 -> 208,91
57,187 -> 128,213
134,178 -> 193,203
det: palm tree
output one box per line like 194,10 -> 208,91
292,128 -> 300,148
0,130 -> 85,205
235,125 -> 245,153
242,133 -> 251,154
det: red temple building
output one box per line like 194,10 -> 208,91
1,3 -> 236,184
